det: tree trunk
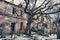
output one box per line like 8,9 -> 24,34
25,15 -> 32,36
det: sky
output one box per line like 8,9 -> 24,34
5,0 -> 44,6
5,0 -> 25,5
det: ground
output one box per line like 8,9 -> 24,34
0,33 -> 57,40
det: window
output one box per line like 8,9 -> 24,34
12,7 -> 16,14
11,22 -> 15,32
20,22 -> 23,30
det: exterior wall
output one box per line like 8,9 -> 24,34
0,1 -> 12,14
0,1 -> 28,34
0,1 -> 19,34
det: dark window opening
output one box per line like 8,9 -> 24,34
20,22 -> 23,30
11,22 -> 15,33
43,23 -> 47,28
12,8 -> 16,14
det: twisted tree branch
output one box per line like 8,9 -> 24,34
43,3 -> 60,12
33,0 -> 51,13
43,9 -> 60,15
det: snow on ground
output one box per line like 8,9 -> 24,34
49,34 -> 57,39
0,34 -> 58,40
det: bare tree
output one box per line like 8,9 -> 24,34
24,0 -> 60,36
0,0 -> 60,36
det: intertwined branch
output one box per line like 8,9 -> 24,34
0,0 -> 60,16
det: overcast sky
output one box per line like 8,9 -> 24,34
5,0 -> 44,6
